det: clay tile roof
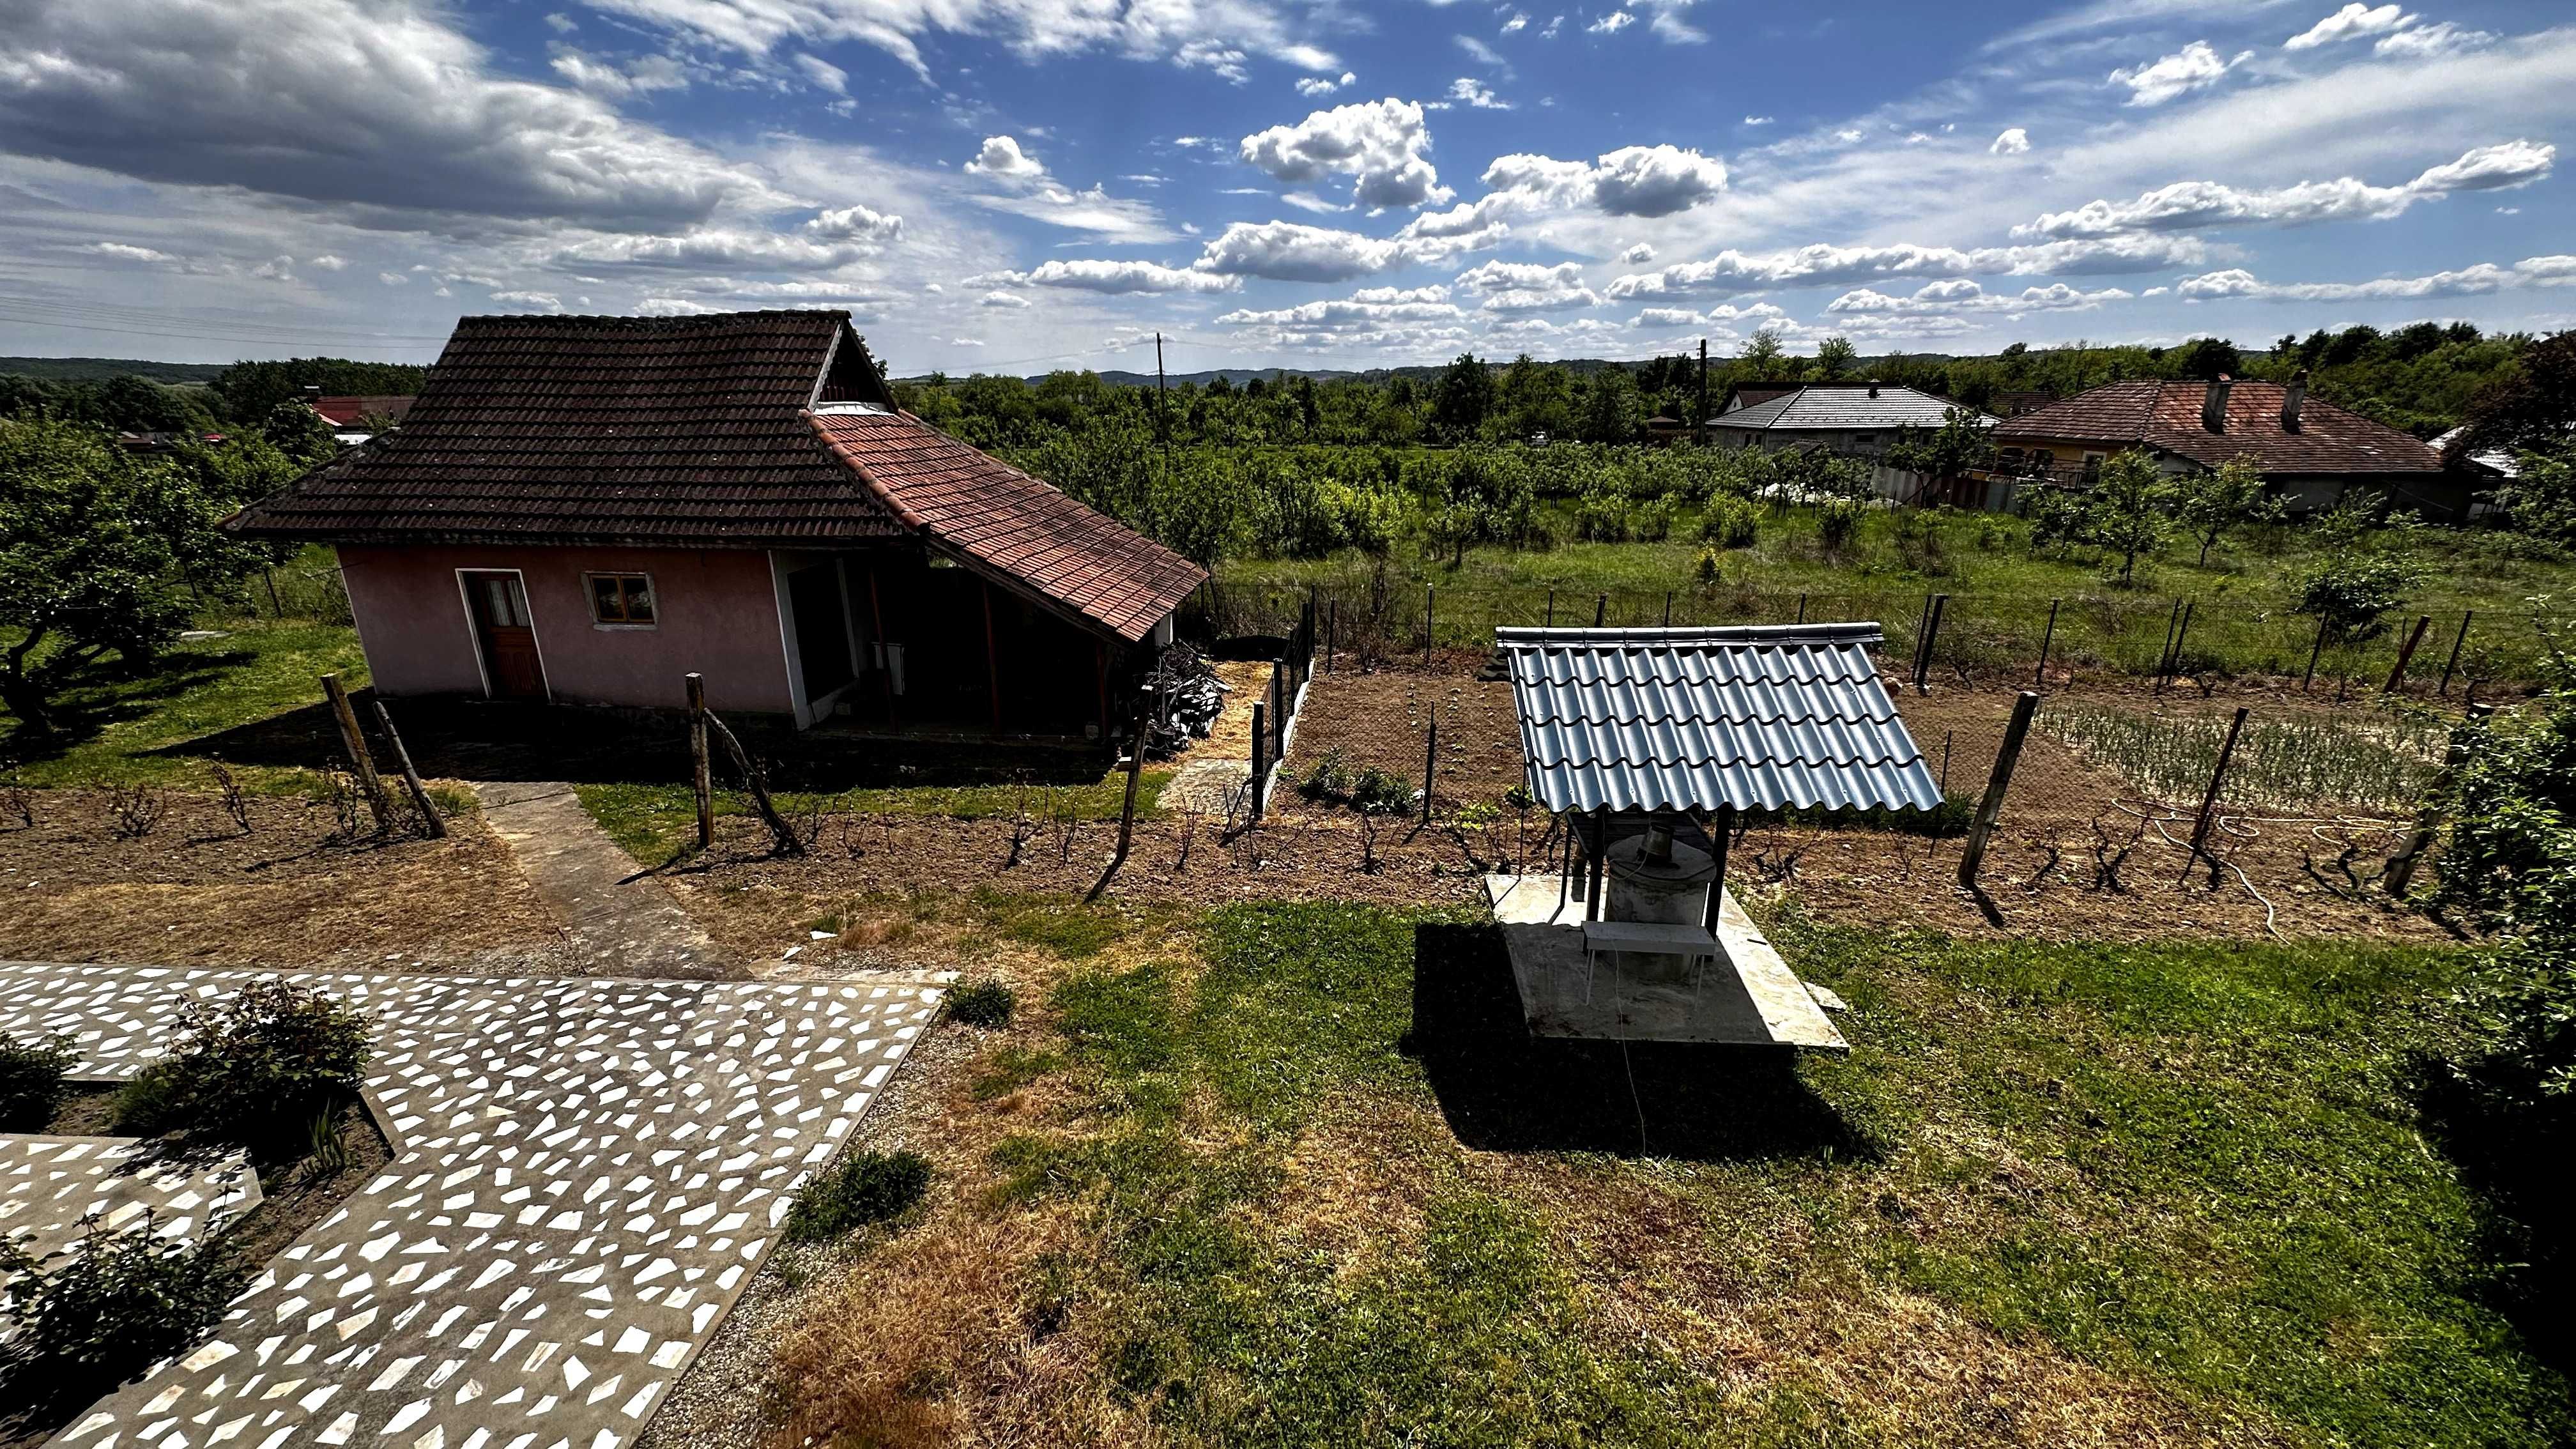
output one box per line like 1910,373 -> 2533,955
1713,385 -> 1989,432
1995,379 -> 2444,475
309,395 -> 415,427
810,411 -> 1206,643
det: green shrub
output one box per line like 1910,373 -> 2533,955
1294,747 -> 1354,802
1817,497 -> 1866,554
948,980 -> 1016,1028
785,1149 -> 932,1242
112,980 -> 371,1157
0,1031 -> 78,1131
0,1213 -> 238,1427
1348,767 -> 1414,815
1698,496 -> 1759,549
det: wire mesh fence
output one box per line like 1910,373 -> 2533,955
1184,578 -> 2556,700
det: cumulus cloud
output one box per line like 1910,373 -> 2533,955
0,0 -> 753,230
2284,4 -> 2412,49
802,204 -> 905,243
1620,242 -> 1656,263
1588,10 -> 1634,34
1446,77 -> 1510,109
378,270 -> 407,285
2176,254 -> 2576,301
634,296 -> 724,314
1991,128 -> 2030,155
974,259 -> 1239,294
792,53 -> 847,93
1296,70 -> 1356,96
1216,286 -> 1464,330
1606,234 -> 2209,298
2108,40 -> 2246,106
978,289 -> 1031,307
1468,143 -> 1728,222
2015,141 -> 2554,238
548,47 -> 691,97
963,135 -> 1048,181
1824,279 -> 2134,316
1238,99 -> 1451,209
82,241 -> 178,264
309,254 -> 348,270
1453,259 -> 1599,311
1191,219 -> 1424,280
489,289 -> 564,311
2375,21 -> 2493,57
553,227 -> 871,269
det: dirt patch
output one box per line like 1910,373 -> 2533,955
0,789 -> 567,969
1282,667 -> 1525,806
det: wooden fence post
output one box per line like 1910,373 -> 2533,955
2302,615 -> 2328,691
2035,597 -> 2060,686
2384,703 -> 2490,894
705,711 -> 802,855
1544,588 -> 1554,627
1913,594 -> 1949,693
1421,702 -> 1438,825
2185,706 -> 2251,872
1593,592 -> 1607,627
2437,610 -> 2472,696
1248,702 -> 1268,822
369,699 -> 446,839
1957,691 -> 2040,891
2383,613 -> 2432,694
1087,672 -> 1160,903
687,673 -> 714,851
2158,600 -> 2195,690
1662,590 -> 1673,627
319,673 -> 393,834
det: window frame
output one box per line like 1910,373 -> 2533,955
585,571 -> 659,629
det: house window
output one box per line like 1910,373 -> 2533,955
588,572 -> 656,626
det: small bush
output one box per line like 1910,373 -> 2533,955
113,980 -> 372,1158
0,1031 -> 79,1131
0,1213 -> 238,1427
1818,498 -> 1867,554
785,1149 -> 932,1242
1294,747 -> 1354,802
1348,767 -> 1413,815
948,980 -> 1016,1028
1699,496 -> 1759,549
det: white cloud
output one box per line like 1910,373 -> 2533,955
1476,143 -> 1727,218
1296,70 -> 1356,96
802,203 -> 905,242
308,254 -> 348,270
1620,242 -> 1655,263
1632,0 -> 1706,43
1588,10 -> 1634,34
1502,12 -> 1528,33
792,53 -> 847,93
1453,259 -> 1599,311
2108,40 -> 2246,106
490,289 -> 564,311
1607,234 -> 2209,299
547,47 -> 690,98
1190,218 -> 1494,280
553,227 -> 870,269
979,289 -> 1031,308
1448,77 -> 1510,109
1239,98 -> 1451,209
2375,21 -> 2493,57
963,135 -> 1047,181
1216,286 -> 1464,330
251,255 -> 295,280
976,259 -> 1239,294
2016,140 -> 2554,237
2285,4 -> 2412,49
82,241 -> 177,264
634,296 -> 724,315
378,270 -> 407,285
1744,115 -> 1774,126
0,0 -> 753,229
2176,254 -> 2576,301
1990,127 -> 2031,155
1455,36 -> 1507,68
1824,279 -> 2133,316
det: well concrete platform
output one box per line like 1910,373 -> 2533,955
1482,875 -> 1847,1050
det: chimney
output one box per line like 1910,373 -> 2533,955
2201,375 -> 2232,434
1867,379 -> 1880,398
2281,368 -> 2310,433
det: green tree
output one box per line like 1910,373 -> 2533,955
1430,354 -> 1494,441
0,420 -> 196,736
1576,366 -> 1641,444
2493,438 -> 2576,546
259,400 -> 340,464
2085,448 -> 2172,585
1884,408 -> 1995,480
1737,330 -> 1786,374
2172,456 -> 2282,564
1813,336 -> 1857,381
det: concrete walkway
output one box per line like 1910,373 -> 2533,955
473,783 -> 733,979
3,960 -> 940,1449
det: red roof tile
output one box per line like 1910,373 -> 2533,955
309,395 -> 415,427
1995,379 -> 2443,475
811,411 -> 1204,643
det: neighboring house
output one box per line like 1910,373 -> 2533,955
231,310 -> 1205,738
1990,390 -> 2057,418
1717,385 -> 1799,415
2433,425 -> 2520,480
1705,383 -> 1993,459
1989,375 -> 2472,519
306,393 -> 417,447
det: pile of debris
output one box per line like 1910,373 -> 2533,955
1145,644 -> 1227,758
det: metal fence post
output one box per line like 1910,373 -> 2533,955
2302,615 -> 2328,692
2035,598 -> 2060,686
1248,702 -> 1267,822
2437,610 -> 2472,696
1421,702 -> 1438,825
1593,592 -> 1607,627
1958,690 -> 2041,891
1423,586 -> 1435,666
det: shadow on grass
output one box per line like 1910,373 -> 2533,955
1404,921 -> 1876,1164
0,654 -> 245,770
157,693 -> 1114,790
2414,1057 -> 2573,1376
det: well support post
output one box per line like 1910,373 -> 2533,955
320,673 -> 393,834
1957,691 -> 2040,891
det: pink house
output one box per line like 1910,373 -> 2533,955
231,311 -> 1205,737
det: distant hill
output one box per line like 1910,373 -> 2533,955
0,355 -> 228,384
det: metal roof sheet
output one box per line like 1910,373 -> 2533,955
1710,385 -> 1989,433
1499,624 -> 1943,815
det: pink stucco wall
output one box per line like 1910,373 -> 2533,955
337,544 -> 796,714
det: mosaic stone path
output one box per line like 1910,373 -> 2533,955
0,1135 -> 261,1271
471,783 -> 733,979
0,960 -> 940,1449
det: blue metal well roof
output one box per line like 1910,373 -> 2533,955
1499,624 -> 1943,815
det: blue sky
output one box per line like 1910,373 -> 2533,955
1,0 -> 2570,374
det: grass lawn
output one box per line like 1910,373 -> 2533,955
776,897 -> 2568,1446
0,621 -> 366,791
576,770 -> 1173,862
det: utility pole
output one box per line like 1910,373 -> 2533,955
1154,331 -> 1174,493
1696,337 -> 1709,441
